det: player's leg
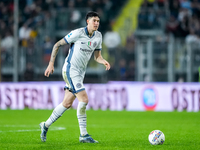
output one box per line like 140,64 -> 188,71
76,90 -> 88,136
76,90 -> 98,143
45,89 -> 76,127
40,89 -> 76,142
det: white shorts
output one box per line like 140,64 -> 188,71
62,65 -> 85,94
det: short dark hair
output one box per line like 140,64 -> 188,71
85,11 -> 100,24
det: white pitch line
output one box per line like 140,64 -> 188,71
0,126 -> 66,133
0,125 -> 39,127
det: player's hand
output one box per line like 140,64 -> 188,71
44,63 -> 54,77
104,61 -> 110,70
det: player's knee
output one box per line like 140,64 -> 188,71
81,99 -> 88,104
62,102 -> 72,109
77,97 -> 88,104
79,96 -> 88,104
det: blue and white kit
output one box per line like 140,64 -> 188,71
62,27 -> 102,94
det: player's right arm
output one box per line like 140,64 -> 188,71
44,38 -> 67,77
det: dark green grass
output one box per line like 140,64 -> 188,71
0,109 -> 199,150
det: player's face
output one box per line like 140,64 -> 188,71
87,16 -> 100,31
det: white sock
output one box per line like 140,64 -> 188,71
77,102 -> 88,136
45,103 -> 67,128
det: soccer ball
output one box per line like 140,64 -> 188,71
148,130 -> 165,145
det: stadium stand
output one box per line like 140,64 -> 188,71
0,0 -> 127,82
1,0 -> 200,82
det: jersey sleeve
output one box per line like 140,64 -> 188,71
64,29 -> 80,44
95,33 -> 102,51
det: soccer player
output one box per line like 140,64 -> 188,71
39,11 -> 110,143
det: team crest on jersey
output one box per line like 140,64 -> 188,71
76,83 -> 82,88
93,41 -> 97,47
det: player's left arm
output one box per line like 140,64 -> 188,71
94,50 -> 110,70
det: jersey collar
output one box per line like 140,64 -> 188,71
84,27 -> 95,38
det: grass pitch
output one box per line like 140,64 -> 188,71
0,109 -> 199,150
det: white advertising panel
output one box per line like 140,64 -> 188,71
0,82 -> 199,111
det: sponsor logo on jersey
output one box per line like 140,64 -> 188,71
81,42 -> 86,44
80,48 -> 93,52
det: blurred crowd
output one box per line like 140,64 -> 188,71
107,34 -> 136,81
2,0 -> 199,82
166,0 -> 200,44
138,0 -> 200,44
0,0 -> 125,47
137,0 -> 200,82
0,0 -> 127,81
138,0 -> 167,30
